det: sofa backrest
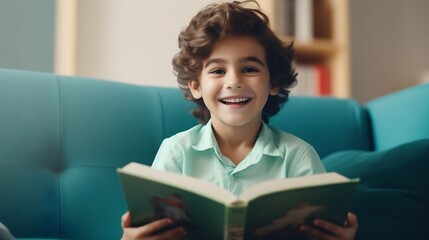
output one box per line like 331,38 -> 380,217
0,68 -> 371,239
270,96 -> 371,158
0,69 -> 196,239
1,69 -> 63,238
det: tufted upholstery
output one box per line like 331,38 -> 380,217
0,68 -> 428,239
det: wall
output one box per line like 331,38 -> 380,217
1,0 -> 428,102
75,0 -> 220,87
72,0 -> 429,100
0,0 -> 56,72
349,0 -> 429,103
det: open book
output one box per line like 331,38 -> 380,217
118,162 -> 359,240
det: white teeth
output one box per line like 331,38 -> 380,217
222,98 -> 249,103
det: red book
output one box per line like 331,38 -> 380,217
316,64 -> 331,96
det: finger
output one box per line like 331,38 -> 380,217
155,226 -> 187,240
121,212 -> 131,228
312,219 -> 344,236
309,213 -> 358,240
123,218 -> 173,239
300,224 -> 336,240
346,212 -> 358,229
140,218 -> 174,236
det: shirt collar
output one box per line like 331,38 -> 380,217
191,119 -> 217,151
191,119 -> 283,158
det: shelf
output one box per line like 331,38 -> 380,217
281,37 -> 338,62
261,0 -> 350,98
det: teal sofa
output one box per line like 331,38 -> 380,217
0,68 -> 428,239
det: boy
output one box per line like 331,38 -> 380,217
121,1 -> 357,239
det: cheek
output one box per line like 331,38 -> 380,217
200,80 -> 220,95
254,77 -> 271,92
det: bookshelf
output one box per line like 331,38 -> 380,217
258,0 -> 350,98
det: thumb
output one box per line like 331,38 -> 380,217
121,211 -> 132,228
346,212 -> 358,228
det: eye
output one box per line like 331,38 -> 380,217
242,67 -> 259,73
209,69 -> 225,75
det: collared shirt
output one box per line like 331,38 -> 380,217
152,120 -> 326,196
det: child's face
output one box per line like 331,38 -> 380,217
189,35 -> 278,129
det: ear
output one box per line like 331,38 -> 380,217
269,86 -> 280,96
188,80 -> 202,99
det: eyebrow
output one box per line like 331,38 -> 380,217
204,56 -> 266,68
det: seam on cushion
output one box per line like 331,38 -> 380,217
349,100 -> 373,151
56,165 -> 119,169
158,88 -> 166,141
362,106 -> 376,151
0,161 -> 62,170
56,74 -> 64,238
362,108 -> 375,151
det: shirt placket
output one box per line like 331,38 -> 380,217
225,165 -> 237,193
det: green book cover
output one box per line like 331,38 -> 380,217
118,162 -> 359,240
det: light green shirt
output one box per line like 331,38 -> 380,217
152,120 -> 326,196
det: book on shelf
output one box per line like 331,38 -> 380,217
274,0 -> 295,37
316,64 -> 331,95
273,0 -> 315,42
293,64 -> 331,96
118,162 -> 359,240
294,0 -> 313,42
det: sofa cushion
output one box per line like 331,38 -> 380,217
323,139 -> 429,240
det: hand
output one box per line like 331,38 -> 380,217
299,212 -> 358,240
121,212 -> 187,240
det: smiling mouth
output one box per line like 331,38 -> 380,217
220,97 -> 251,105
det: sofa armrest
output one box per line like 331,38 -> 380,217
365,83 -> 429,151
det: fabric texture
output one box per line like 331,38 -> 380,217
1,68 -> 427,239
152,120 -> 326,196
323,139 -> 429,240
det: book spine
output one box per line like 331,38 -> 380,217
224,203 -> 247,240
294,0 -> 313,42
275,0 -> 295,37
293,64 -> 316,96
315,64 -> 331,96
293,64 -> 331,96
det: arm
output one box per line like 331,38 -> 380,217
151,138 -> 183,173
121,139 -> 186,240
121,212 -> 186,240
287,144 -> 326,177
285,142 -> 357,239
299,212 -> 358,240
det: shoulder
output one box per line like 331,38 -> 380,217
263,124 -> 321,162
161,124 -> 215,155
267,125 -> 314,152
265,125 -> 325,176
152,124 -> 206,171
161,123 -> 210,150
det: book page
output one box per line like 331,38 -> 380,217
120,162 -> 238,205
240,172 -> 353,201
243,178 -> 359,238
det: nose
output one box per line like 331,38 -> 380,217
225,70 -> 243,89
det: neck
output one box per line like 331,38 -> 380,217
211,119 -> 262,165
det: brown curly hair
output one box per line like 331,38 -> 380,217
172,0 -> 297,124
